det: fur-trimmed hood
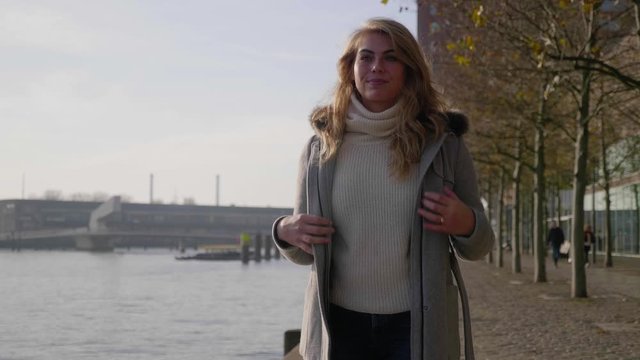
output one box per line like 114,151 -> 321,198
445,110 -> 469,136
310,108 -> 470,137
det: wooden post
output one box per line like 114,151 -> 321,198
254,233 -> 262,262
264,232 -> 272,260
284,329 -> 301,356
240,232 -> 251,264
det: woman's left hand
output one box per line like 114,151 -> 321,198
418,187 -> 475,236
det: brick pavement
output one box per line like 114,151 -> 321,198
461,253 -> 640,360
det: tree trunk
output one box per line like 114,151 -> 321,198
534,85 -> 547,283
529,192 -> 535,255
484,178 -> 495,264
571,67 -> 591,298
591,165 -> 597,265
635,184 -> 640,255
570,0 -> 601,298
556,182 -> 563,225
600,116 -> 613,267
603,179 -> 612,266
497,169 -> 505,268
519,194 -> 525,255
635,2 -> 640,45
487,179 -> 496,264
521,193 -> 529,254
511,181 -> 521,273
512,120 -> 522,274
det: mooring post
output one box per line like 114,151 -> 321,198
254,232 -> 262,262
240,232 -> 251,264
264,232 -> 272,260
284,329 -> 301,356
10,232 -> 20,252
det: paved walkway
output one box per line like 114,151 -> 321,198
461,253 -> 640,359
283,253 -> 639,359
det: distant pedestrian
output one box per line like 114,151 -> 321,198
547,221 -> 565,267
584,224 -> 594,266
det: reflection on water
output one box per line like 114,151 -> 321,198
0,249 -> 308,360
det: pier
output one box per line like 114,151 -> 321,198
0,197 -> 290,251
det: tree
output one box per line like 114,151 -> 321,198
43,189 -> 63,200
594,94 -> 640,265
420,1 -> 555,278
69,192 -> 93,201
410,0 -> 640,293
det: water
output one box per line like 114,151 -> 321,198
0,250 -> 309,360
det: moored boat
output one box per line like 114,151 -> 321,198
175,249 -> 242,261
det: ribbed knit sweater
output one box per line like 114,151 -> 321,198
330,96 -> 421,314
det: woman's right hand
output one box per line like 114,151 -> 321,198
276,214 -> 334,255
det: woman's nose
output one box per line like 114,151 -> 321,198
371,58 -> 384,72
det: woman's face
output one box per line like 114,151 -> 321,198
353,32 -> 405,113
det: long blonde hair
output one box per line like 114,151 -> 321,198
311,18 -> 447,179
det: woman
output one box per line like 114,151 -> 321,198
584,224 -> 594,266
272,18 -> 494,360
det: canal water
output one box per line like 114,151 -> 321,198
0,249 -> 309,360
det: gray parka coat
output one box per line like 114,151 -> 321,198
272,113 -> 494,360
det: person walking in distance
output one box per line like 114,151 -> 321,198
272,18 -> 494,360
584,224 -> 594,267
547,221 -> 565,268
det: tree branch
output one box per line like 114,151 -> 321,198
548,54 -> 640,90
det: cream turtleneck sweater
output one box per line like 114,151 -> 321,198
330,95 -> 421,314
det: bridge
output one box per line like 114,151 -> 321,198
0,197 -> 289,251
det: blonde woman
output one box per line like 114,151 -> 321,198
273,18 -> 494,360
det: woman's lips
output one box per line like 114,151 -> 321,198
367,79 -> 387,85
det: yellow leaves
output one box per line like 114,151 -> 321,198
527,38 -> 546,68
447,36 -> 476,52
582,0 -> 598,13
559,0 -> 596,11
381,0 -> 389,4
447,35 -> 476,66
559,0 -> 572,9
559,38 -> 568,48
454,54 -> 471,66
464,35 -> 476,51
529,40 -> 543,55
471,5 -> 486,27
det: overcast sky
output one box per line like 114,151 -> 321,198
1,0 -> 416,207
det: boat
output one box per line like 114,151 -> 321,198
175,249 -> 242,261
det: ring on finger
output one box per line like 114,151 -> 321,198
440,216 -> 445,224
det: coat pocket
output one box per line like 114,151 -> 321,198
447,284 -> 461,360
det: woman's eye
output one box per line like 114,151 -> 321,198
359,54 -> 373,62
385,55 -> 398,62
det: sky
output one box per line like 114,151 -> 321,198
0,0 -> 417,208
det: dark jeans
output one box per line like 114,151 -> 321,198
585,245 -> 591,263
328,303 -> 410,360
552,245 -> 560,265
